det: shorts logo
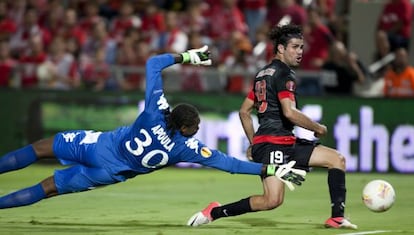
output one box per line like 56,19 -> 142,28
285,81 -> 296,91
201,147 -> 212,158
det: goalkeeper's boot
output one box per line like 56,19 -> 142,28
186,201 -> 221,227
324,217 -> 358,229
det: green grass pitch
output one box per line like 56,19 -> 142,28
0,164 -> 413,235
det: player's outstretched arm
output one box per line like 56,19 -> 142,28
174,45 -> 212,66
263,161 -> 306,191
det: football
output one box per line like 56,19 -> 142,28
362,179 -> 396,212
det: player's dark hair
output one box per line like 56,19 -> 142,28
269,24 -> 303,54
166,103 -> 199,137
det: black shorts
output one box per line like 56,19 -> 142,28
251,138 -> 320,172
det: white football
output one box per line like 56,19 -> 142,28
362,179 -> 396,212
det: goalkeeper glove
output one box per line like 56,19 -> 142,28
266,161 -> 306,191
180,45 -> 212,66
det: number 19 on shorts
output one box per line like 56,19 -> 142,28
270,151 -> 284,164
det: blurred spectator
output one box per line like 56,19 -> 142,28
109,0 -> 141,43
204,0 -> 248,51
17,34 -> 47,88
65,36 -> 82,60
222,31 -> 255,93
321,40 -> 366,95
239,0 -> 267,43
121,26 -> 141,45
309,0 -> 346,41
40,0 -> 64,37
151,10 -> 188,53
115,36 -> 149,91
383,47 -> 414,97
139,2 -> 165,43
375,0 -> 412,59
180,31 -> 207,92
29,0 -> 49,23
326,0 -> 350,44
97,0 -> 120,21
65,0 -> 88,14
251,24 -> 273,69
81,47 -> 111,91
81,20 -> 117,65
0,39 -> 17,87
56,8 -> 87,48
312,0 -> 336,22
27,0 -> 49,12
79,1 -> 107,34
0,0 -> 391,95
7,0 -> 27,27
9,7 -> 52,57
180,1 -> 208,36
266,0 -> 307,27
37,37 -> 81,90
0,1 -> 17,40
300,6 -> 334,71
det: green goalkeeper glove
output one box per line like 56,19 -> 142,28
180,45 -> 212,66
266,161 -> 306,191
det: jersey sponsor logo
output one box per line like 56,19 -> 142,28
185,138 -> 199,154
61,132 -> 80,142
285,80 -> 296,91
200,147 -> 212,158
256,68 -> 276,78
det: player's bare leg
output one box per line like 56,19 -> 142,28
32,137 -> 56,159
187,176 -> 286,226
249,176 -> 285,211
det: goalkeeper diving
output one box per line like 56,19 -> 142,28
0,45 -> 306,212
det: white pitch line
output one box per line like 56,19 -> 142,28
337,230 -> 393,235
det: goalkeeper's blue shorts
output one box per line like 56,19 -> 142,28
52,130 -> 125,194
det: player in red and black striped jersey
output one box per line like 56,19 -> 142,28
187,24 -> 357,229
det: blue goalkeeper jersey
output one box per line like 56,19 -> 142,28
53,54 -> 264,183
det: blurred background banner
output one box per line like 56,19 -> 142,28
0,90 -> 412,173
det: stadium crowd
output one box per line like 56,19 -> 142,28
0,0 -> 413,97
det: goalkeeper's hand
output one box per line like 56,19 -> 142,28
266,161 -> 306,191
180,45 -> 212,66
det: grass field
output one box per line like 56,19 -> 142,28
0,164 -> 413,235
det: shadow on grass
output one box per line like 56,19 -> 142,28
0,219 -> 231,234
236,217 -> 323,230
0,217 -> 324,234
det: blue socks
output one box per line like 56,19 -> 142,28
0,183 -> 46,209
0,145 -> 37,174
0,145 -> 43,209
